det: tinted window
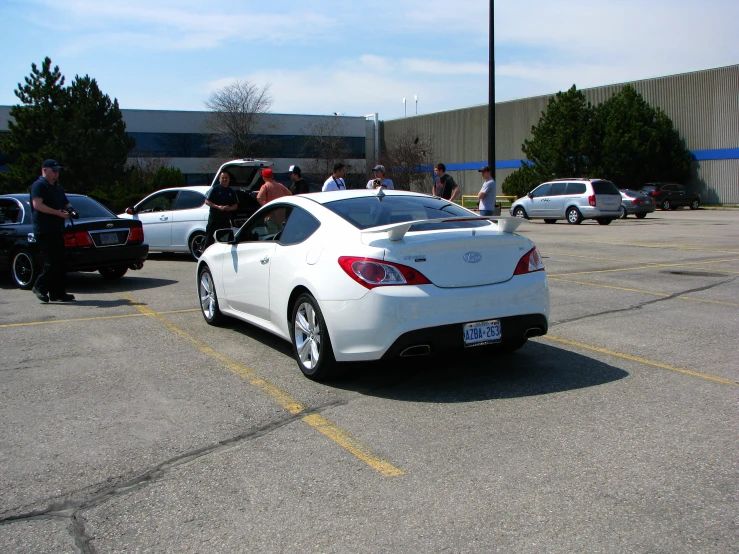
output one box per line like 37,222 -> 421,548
0,198 -> 22,224
549,182 -> 567,195
175,190 -> 205,210
324,196 -> 489,231
279,207 -> 321,245
662,184 -> 676,192
530,184 -> 552,198
591,181 -> 620,195
676,185 -> 687,193
137,191 -> 178,212
566,182 -> 587,194
69,196 -> 116,218
641,185 -> 658,193
237,206 -> 292,242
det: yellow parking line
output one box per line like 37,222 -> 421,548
117,293 -> 406,477
543,336 -> 738,386
547,277 -> 739,307
0,308 -> 200,328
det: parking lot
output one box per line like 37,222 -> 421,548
1,208 -> 737,553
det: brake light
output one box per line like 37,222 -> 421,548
632,198 -> 644,205
513,247 -> 545,275
338,256 -> 431,289
63,230 -> 94,247
127,227 -> 144,243
649,190 -> 659,196
588,194 -> 596,207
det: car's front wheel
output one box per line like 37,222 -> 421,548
513,207 -> 528,219
636,212 -> 648,219
566,207 -> 583,225
99,266 -> 128,280
199,266 -> 224,326
690,199 -> 700,210
290,293 -> 336,380
11,249 -> 36,289
661,199 -> 671,210
189,232 -> 206,260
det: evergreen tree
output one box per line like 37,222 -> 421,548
0,57 -> 134,194
588,85 -> 691,186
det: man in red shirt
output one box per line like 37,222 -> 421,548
256,168 -> 292,205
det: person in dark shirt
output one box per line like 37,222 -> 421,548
288,165 -> 310,195
29,159 -> 75,302
203,169 -> 239,251
433,163 -> 460,201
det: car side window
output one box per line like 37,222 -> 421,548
0,199 -> 22,224
175,190 -> 206,210
279,207 -> 321,246
137,191 -> 178,213
566,183 -> 587,195
530,184 -> 552,198
549,182 -> 567,196
237,205 -> 293,243
676,185 -> 687,193
662,185 -> 675,192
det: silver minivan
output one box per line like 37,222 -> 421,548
510,178 -> 623,225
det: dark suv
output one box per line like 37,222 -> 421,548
639,183 -> 701,211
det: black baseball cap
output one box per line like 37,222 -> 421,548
42,159 -> 63,171
478,165 -> 492,173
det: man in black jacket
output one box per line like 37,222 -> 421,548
288,165 -> 310,195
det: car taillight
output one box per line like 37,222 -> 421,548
632,198 -> 644,205
338,256 -> 431,289
649,190 -> 659,196
63,230 -> 94,247
588,194 -> 596,207
127,227 -> 144,243
513,247 -> 545,276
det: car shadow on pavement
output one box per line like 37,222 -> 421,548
329,340 -> 628,402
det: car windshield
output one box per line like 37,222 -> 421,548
69,196 -> 117,218
324,195 -> 491,231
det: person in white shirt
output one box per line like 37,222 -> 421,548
477,165 -> 497,216
322,163 -> 347,191
366,165 -> 394,189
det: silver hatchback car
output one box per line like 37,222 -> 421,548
510,178 -> 623,225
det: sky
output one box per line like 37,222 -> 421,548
0,0 -> 737,121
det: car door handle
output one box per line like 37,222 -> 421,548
159,216 -> 168,221
260,256 -> 270,265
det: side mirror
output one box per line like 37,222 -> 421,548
214,228 -> 235,243
527,192 -> 533,199
125,207 -> 135,215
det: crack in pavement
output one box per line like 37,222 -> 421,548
0,400 -> 346,550
550,277 -> 736,327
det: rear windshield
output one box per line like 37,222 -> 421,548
68,196 -> 117,218
324,196 -> 491,231
591,181 -> 620,195
620,190 -> 638,198
640,185 -> 658,192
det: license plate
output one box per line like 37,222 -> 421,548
100,232 -> 119,245
463,319 -> 502,346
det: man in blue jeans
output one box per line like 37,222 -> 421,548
29,159 -> 75,302
477,165 -> 497,216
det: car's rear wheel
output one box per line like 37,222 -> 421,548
566,207 -> 583,225
690,199 -> 700,210
290,293 -> 336,380
636,212 -> 647,219
11,249 -> 36,289
661,199 -> 671,210
513,207 -> 528,219
99,266 -> 128,280
199,266 -> 224,326
543,219 -> 556,224
189,232 -> 206,260
596,218 -> 613,225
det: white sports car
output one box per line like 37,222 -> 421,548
197,189 -> 549,380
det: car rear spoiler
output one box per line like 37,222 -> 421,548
361,216 -> 526,242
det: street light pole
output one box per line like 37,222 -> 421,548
488,0 -> 495,182
415,95 -> 418,115
403,97 -> 406,117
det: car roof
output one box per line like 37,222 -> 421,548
289,188 -> 441,206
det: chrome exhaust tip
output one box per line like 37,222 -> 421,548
400,345 -> 431,357
524,328 -> 543,338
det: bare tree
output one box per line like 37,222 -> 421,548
204,80 -> 274,159
301,116 -> 353,178
381,128 -> 434,191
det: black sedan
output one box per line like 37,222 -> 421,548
0,193 -> 149,289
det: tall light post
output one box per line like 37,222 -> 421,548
414,95 -> 418,115
488,0 -> 495,182
403,97 -> 406,117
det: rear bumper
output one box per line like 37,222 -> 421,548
625,204 -> 656,214
578,206 -> 622,219
66,244 -> 149,271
